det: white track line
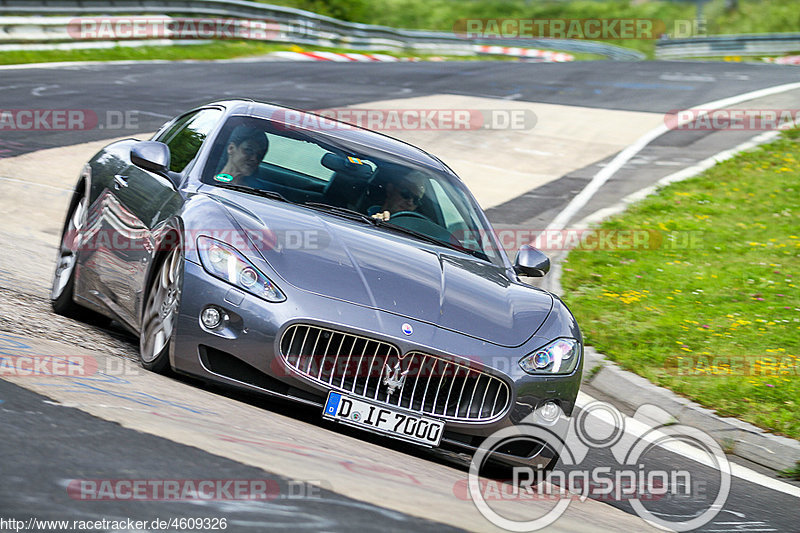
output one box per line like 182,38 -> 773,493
576,392 -> 800,499
570,132 -> 800,499
547,81 -> 800,231
557,89 -> 800,499
575,129 -> 782,229
0,59 -> 177,70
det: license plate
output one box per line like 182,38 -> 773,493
323,391 -> 444,447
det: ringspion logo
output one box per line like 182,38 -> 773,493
466,401 -> 730,531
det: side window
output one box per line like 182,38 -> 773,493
263,133 -> 336,181
156,109 -> 223,172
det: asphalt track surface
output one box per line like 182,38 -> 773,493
1,59 -> 800,532
2,60 -> 800,157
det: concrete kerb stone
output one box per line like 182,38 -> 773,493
540,130 -> 800,473
587,361 -> 800,472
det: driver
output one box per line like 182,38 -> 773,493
214,126 -> 269,186
369,170 -> 427,221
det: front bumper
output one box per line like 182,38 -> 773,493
171,259 -> 582,463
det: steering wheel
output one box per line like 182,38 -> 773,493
390,210 -> 431,221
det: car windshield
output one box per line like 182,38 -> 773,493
201,114 -> 505,266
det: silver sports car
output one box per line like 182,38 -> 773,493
52,100 -> 582,468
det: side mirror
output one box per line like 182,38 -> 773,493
131,141 -> 171,175
514,244 -> 550,277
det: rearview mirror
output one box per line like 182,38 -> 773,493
514,244 -> 550,277
131,141 -> 171,175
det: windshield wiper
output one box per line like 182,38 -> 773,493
381,222 -> 489,261
304,202 -> 378,225
215,183 -> 292,203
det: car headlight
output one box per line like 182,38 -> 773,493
197,236 -> 285,302
519,338 -> 581,375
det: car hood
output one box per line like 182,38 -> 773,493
211,193 -> 553,347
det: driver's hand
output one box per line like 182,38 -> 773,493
371,210 -> 391,221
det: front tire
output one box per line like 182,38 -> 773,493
139,246 -> 183,373
51,196 -> 87,316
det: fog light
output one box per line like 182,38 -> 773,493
201,306 -> 222,329
538,401 -> 560,422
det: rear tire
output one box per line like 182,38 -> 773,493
139,246 -> 183,374
51,196 -> 87,317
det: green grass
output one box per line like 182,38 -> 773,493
779,461 -> 800,480
0,41 -> 602,66
2,0 -> 799,63
265,0 -> 800,58
560,128 -> 800,439
0,41 -> 284,65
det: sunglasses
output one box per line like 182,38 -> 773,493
398,187 -> 424,206
238,146 -> 265,159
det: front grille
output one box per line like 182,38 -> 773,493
279,324 -> 511,422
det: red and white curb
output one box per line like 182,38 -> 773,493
268,51 -> 418,62
268,46 -> 574,63
763,55 -> 800,65
474,45 -> 574,62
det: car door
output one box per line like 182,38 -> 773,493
99,107 -> 223,329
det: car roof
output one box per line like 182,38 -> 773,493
208,99 -> 454,175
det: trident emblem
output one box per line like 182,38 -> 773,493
383,361 -> 409,396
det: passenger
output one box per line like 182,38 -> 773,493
213,126 -> 269,186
